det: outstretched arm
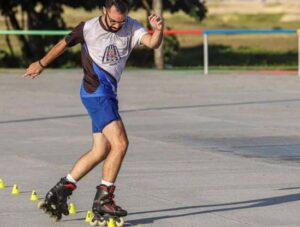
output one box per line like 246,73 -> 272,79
140,14 -> 164,49
24,38 -> 68,79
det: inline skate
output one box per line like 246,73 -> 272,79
90,184 -> 127,226
37,177 -> 76,221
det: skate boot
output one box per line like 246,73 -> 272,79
37,177 -> 76,221
90,184 -> 127,227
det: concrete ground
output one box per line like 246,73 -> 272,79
0,69 -> 300,227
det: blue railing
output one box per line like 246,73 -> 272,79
203,29 -> 296,35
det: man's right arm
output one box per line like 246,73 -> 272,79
24,21 -> 85,79
24,38 -> 68,79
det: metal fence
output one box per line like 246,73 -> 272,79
202,29 -> 298,75
0,29 -> 299,75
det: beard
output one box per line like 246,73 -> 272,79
105,15 -> 123,33
109,25 -> 120,32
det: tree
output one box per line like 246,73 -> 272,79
152,0 -> 164,69
0,0 -> 100,63
130,0 -> 207,21
0,0 -> 207,67
132,0 -> 207,69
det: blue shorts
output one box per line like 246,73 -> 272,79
81,96 -> 121,133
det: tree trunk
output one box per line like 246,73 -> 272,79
4,16 -> 15,56
152,0 -> 164,69
7,11 -> 33,58
27,10 -> 45,59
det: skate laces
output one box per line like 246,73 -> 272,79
99,185 -> 120,210
108,187 -> 122,210
108,192 -> 117,208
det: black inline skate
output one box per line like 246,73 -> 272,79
37,177 -> 76,221
90,184 -> 127,227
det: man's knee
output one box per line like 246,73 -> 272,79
90,143 -> 110,162
114,137 -> 129,157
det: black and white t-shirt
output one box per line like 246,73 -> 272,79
65,16 -> 148,96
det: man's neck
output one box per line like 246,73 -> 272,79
101,16 -> 109,30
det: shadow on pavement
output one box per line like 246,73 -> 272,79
125,193 -> 300,225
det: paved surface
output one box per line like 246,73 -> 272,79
0,69 -> 300,227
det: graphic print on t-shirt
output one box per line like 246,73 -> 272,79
102,44 -> 121,65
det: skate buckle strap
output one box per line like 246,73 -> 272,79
64,183 -> 76,190
108,186 -> 118,209
98,185 -> 118,209
108,185 -> 116,194
99,185 -> 108,190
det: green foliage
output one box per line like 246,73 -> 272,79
0,0 -> 207,66
172,44 -> 297,67
200,13 -> 297,29
127,32 -> 180,67
0,50 -> 20,67
130,0 -> 207,21
164,33 -> 180,63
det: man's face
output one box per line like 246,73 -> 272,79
105,6 -> 128,32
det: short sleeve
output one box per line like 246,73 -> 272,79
65,22 -> 85,47
131,19 -> 148,47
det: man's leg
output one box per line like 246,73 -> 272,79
102,120 -> 129,183
69,133 -> 111,181
38,133 -> 110,220
90,120 -> 129,225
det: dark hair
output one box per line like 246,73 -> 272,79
105,0 -> 130,14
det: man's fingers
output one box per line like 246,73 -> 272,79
150,16 -> 157,23
22,73 -> 39,79
150,15 -> 162,24
149,14 -> 160,21
30,74 -> 39,79
148,14 -> 155,21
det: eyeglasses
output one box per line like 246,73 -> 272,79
106,12 -> 127,25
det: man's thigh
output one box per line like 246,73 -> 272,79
102,120 -> 128,148
92,132 -> 110,151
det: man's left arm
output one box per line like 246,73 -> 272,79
140,14 -> 164,49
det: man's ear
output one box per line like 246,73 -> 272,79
103,7 -> 106,15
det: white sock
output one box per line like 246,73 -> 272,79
101,180 -> 114,187
66,174 -> 77,184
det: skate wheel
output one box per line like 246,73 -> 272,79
90,218 -> 106,226
45,209 -> 52,214
89,219 -> 97,226
52,214 -> 62,222
115,217 -> 125,227
38,200 -> 49,214
37,201 -> 45,209
49,210 -> 62,222
98,218 -> 107,226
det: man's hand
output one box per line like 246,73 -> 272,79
148,13 -> 164,31
141,13 -> 164,49
23,60 -> 45,79
22,39 -> 68,79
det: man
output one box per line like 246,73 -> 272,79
24,0 -> 163,225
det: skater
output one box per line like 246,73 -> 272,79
24,0 -> 164,225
